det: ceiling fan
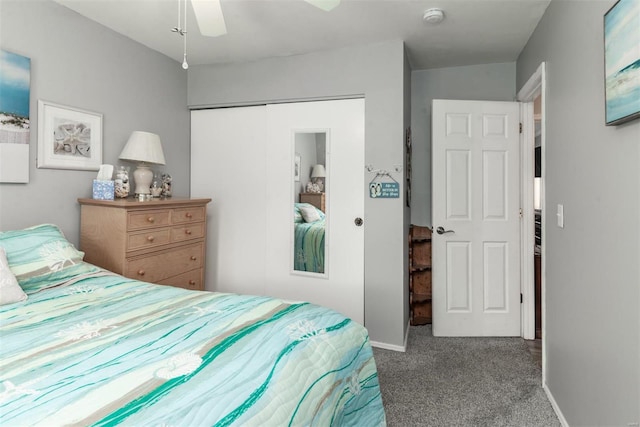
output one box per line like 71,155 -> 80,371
190,0 -> 342,37
173,0 -> 340,69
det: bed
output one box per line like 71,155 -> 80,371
293,203 -> 326,273
0,224 -> 386,426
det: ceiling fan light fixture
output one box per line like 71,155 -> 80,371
304,0 -> 341,12
191,0 -> 227,37
423,8 -> 445,25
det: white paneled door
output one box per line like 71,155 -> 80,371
432,100 -> 521,336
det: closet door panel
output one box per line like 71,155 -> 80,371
191,106 -> 268,295
265,99 -> 365,325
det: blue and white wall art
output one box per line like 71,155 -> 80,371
0,49 -> 30,182
604,0 -> 640,125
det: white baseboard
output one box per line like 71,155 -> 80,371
370,341 -> 405,352
404,318 -> 411,349
543,382 -> 569,427
370,319 -> 411,353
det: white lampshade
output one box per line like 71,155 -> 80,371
119,131 -> 166,196
119,131 -> 166,165
311,164 -> 326,178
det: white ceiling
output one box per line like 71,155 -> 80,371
53,0 -> 551,70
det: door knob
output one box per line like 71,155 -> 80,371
436,226 -> 454,235
354,217 -> 363,226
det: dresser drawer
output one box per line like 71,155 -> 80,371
127,228 -> 171,251
171,223 -> 205,243
128,210 -> 170,230
126,242 -> 204,283
171,207 -> 206,224
157,269 -> 203,291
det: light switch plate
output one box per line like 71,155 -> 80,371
557,204 -> 564,228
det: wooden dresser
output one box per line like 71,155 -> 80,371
299,192 -> 325,212
78,198 -> 211,291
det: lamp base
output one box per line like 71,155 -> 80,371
133,165 -> 153,196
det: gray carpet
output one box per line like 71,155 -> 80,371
373,326 -> 560,427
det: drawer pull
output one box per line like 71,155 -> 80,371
147,217 -> 155,223
147,235 -> 155,242
190,256 -> 197,261
185,212 -> 193,218
185,229 -> 192,235
138,269 -> 145,276
189,280 -> 196,285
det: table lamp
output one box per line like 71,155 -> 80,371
119,131 -> 166,196
311,164 -> 326,192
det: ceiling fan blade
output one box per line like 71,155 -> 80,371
191,0 -> 227,37
303,0 -> 341,12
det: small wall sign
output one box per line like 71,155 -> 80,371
369,181 -> 400,198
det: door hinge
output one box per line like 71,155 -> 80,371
519,123 -> 523,134
520,293 -> 523,304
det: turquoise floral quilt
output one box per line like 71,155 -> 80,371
0,274 -> 385,426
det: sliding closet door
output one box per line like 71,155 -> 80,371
191,106 -> 268,296
265,99 -> 365,325
190,99 -> 365,325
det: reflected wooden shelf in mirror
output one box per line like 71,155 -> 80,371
300,192 -> 325,212
409,225 -> 432,325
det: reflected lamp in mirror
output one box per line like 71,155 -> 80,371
119,131 -> 166,196
310,164 -> 326,192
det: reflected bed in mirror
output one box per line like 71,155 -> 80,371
293,132 -> 327,275
293,203 -> 325,273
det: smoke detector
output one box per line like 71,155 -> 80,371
423,8 -> 445,24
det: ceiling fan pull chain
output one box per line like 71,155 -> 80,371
171,0 -> 181,34
171,0 -> 180,34
182,0 -> 189,69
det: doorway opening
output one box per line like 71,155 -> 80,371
517,62 -> 546,375
528,93 -> 543,366
534,94 -> 542,341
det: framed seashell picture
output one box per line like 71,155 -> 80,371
37,100 -> 103,170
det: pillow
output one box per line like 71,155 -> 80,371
0,247 -> 27,305
294,205 -> 304,223
0,224 -> 101,294
299,204 -> 321,223
295,203 -> 325,221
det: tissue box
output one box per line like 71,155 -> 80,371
92,180 -> 115,200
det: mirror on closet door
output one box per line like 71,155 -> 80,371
293,132 -> 327,276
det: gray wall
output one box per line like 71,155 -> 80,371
411,62 -> 517,227
294,133 -> 317,196
0,0 -> 189,246
188,40 -> 409,348
517,1 -> 640,425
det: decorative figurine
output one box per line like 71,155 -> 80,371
161,173 -> 172,198
306,181 -> 322,193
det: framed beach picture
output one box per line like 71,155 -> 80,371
294,152 -> 301,181
37,100 -> 103,170
604,0 -> 640,125
0,50 -> 30,183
